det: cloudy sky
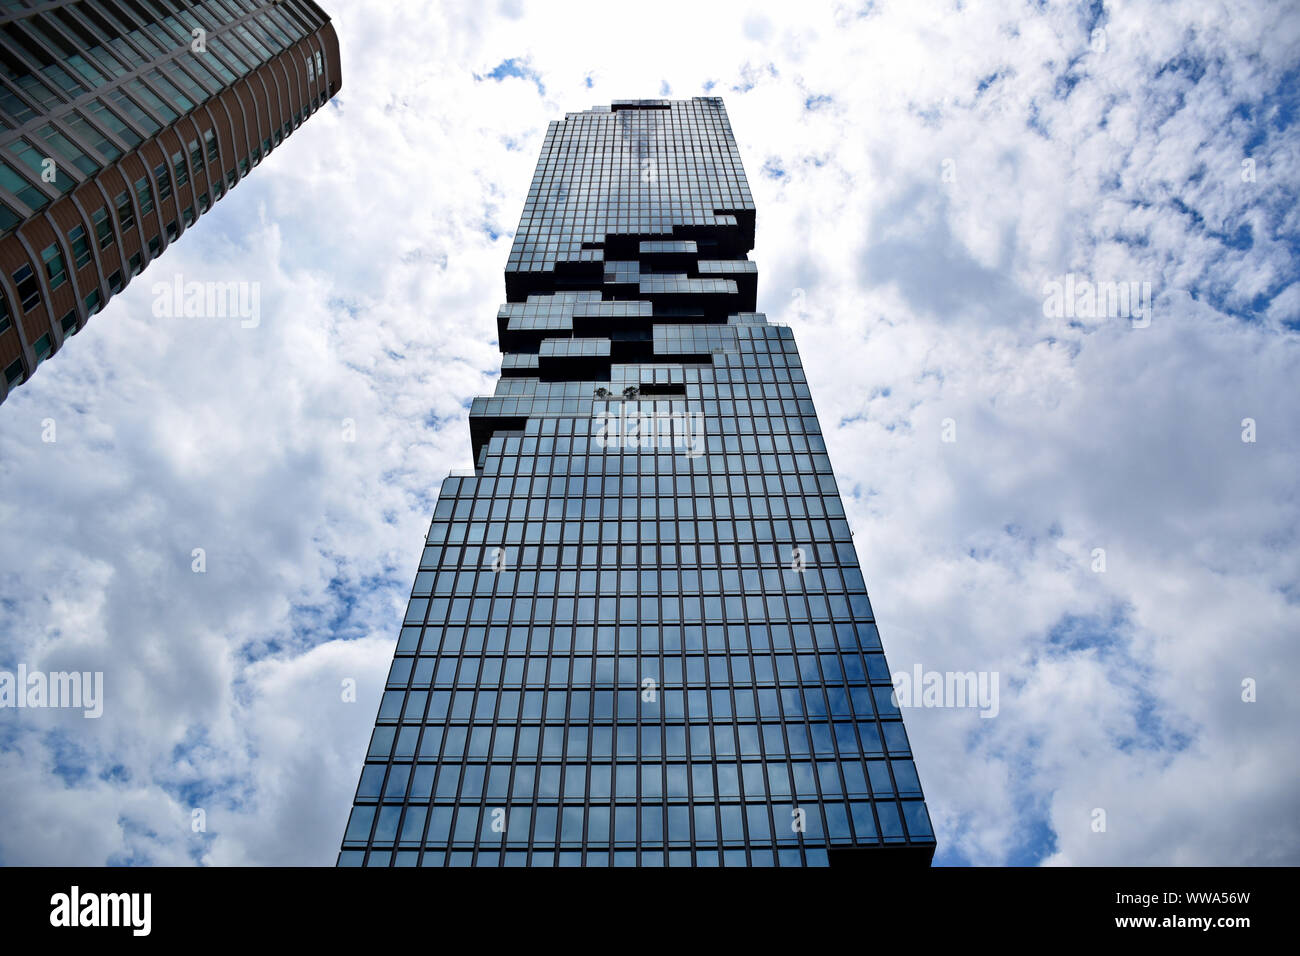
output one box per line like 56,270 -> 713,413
1,0 -> 1297,866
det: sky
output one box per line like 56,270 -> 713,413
0,0 -> 1297,866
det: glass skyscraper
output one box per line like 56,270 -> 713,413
340,97 -> 935,867
0,0 -> 340,404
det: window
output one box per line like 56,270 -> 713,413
0,200 -> 18,233
129,252 -> 142,277
182,206 -> 194,227
128,77 -> 177,124
13,140 -> 73,194
0,290 -> 9,334
85,98 -> 141,148
41,243 -> 67,290
93,207 -> 114,249
151,68 -> 192,112
60,310 -> 76,334
13,264 -> 40,311
135,176 -> 154,215
108,270 -> 123,293
198,192 -> 210,213
33,333 -> 52,363
105,88 -> 159,136
204,128 -> 218,164
34,123 -> 96,176
164,59 -> 211,102
154,163 -> 172,202
166,220 -> 178,242
84,289 -> 101,314
148,235 -> 161,257
68,225 -> 91,269
189,138 -> 202,171
171,151 -> 188,188
4,358 -> 23,386
116,191 -> 135,231
0,161 -> 47,212
64,109 -> 122,161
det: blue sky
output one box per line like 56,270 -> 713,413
0,0 -> 1297,866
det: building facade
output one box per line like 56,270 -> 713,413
0,0 -> 340,403
340,97 -> 935,867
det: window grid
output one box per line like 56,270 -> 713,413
340,98 -> 932,868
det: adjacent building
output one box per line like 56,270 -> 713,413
340,97 -> 935,866
0,0 -> 340,403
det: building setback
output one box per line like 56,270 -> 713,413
0,0 -> 340,403
340,97 -> 936,867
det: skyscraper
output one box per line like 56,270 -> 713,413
340,97 -> 935,867
0,0 -> 340,403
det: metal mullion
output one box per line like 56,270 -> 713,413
53,191 -> 104,341
135,0 -> 189,49
280,0 -> 327,34
466,580 -> 511,868
0,67 -> 66,136
259,39 -> 291,141
263,2 -> 309,45
0,267 -> 35,388
237,62 -> 271,165
84,0 -> 165,66
85,177 -> 124,309
412,565 -> 462,867
11,225 -> 62,354
555,612 -> 586,864
753,624 -> 789,862
492,570 -> 535,868
381,535 -> 432,867
435,555 -> 483,867
0,181 -> 39,221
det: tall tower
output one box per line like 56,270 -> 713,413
0,0 -> 340,403
340,98 -> 936,867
